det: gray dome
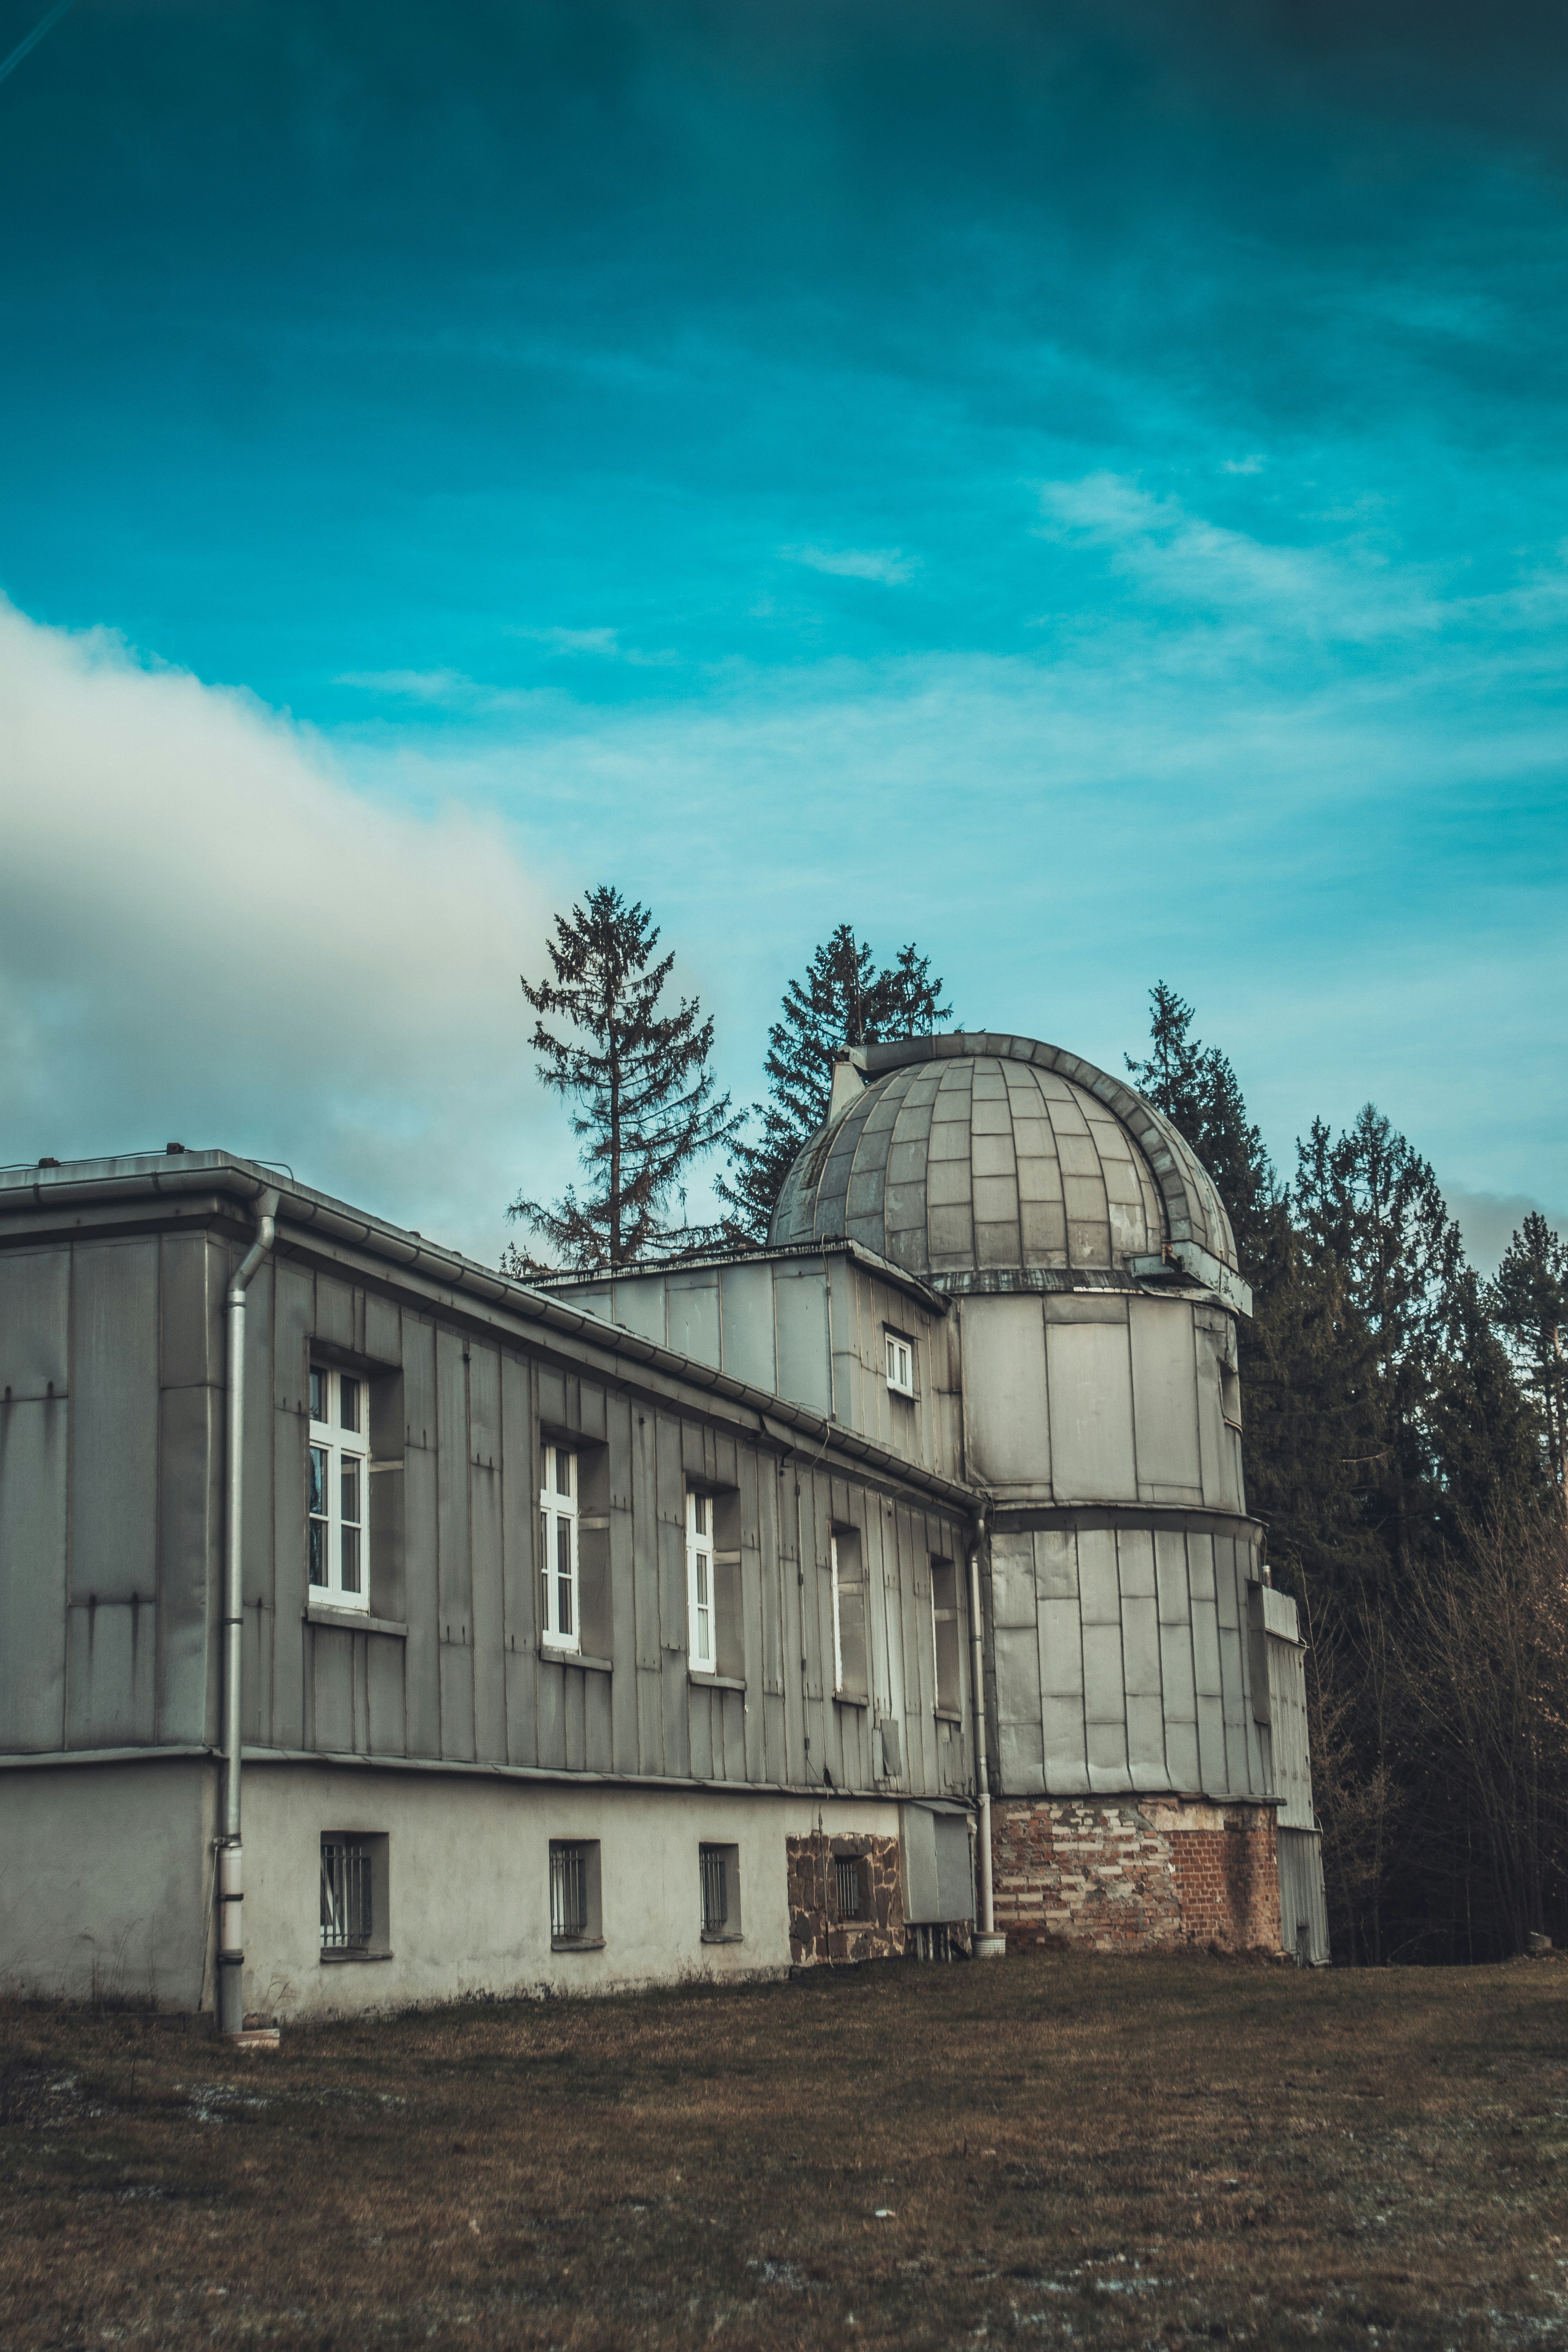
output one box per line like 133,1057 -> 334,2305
769,1031 -> 1237,1283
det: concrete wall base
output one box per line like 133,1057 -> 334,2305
992,1795 -> 1283,1955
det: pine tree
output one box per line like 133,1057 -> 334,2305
1124,982 -> 1275,1278
718,926 -> 952,1241
505,887 -> 742,1274
1486,1210 -> 1568,1521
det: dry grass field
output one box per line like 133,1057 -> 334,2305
2,1953 -> 1565,2350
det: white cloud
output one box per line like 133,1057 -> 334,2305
0,599 -> 562,1261
782,543 -> 915,584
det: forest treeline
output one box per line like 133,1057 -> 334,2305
1129,983 -> 1568,1964
508,890 -> 1568,1961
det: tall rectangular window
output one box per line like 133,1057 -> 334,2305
308,1366 -> 370,1612
931,1557 -> 962,1714
320,1836 -> 373,1952
830,1528 -> 867,1698
539,1444 -> 579,1651
687,1489 -> 715,1673
548,1838 -> 601,1948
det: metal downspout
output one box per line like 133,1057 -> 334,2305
968,1503 -> 1005,1957
218,1189 -> 279,2034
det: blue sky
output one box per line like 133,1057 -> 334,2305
1,0 -> 1564,1264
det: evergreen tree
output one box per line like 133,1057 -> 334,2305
505,887 -> 741,1274
718,926 -> 951,1240
1487,1210 -> 1568,1520
1124,982 -> 1275,1276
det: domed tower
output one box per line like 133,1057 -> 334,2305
773,1031 -> 1324,1959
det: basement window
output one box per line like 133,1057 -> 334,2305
834,1852 -> 868,1921
884,1328 -> 915,1398
309,1367 -> 370,1612
549,1839 -> 603,1949
699,1843 -> 742,1942
319,1833 -> 389,1962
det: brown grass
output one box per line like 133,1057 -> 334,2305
2,1953 -> 1566,2349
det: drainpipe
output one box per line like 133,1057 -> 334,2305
967,1503 -> 1005,1958
218,1188 -> 279,2035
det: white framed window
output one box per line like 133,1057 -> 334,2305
539,1444 -> 579,1651
687,1489 -> 715,1673
885,1328 -> 915,1397
309,1365 -> 369,1611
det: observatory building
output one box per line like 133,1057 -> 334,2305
0,1031 -> 1325,2029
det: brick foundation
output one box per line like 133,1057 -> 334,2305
992,1797 -> 1282,1955
786,1832 -> 904,1965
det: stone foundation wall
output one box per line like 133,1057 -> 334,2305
786,1832 -> 904,1964
992,1797 -> 1282,1955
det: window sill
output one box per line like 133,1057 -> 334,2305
886,1384 -> 916,1403
933,1706 -> 963,1724
689,1671 -> 747,1693
320,1948 -> 394,1965
701,1929 -> 745,1945
551,1936 -> 606,1953
305,1605 -> 408,1637
540,1646 -> 612,1673
833,1691 -> 870,1711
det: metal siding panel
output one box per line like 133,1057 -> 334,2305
719,1260 -> 777,1394
159,1232 -> 221,1390
666,1274 -> 721,1370
1121,1595 -> 1162,1700
0,1396 -> 67,1748
314,1275 -> 354,1352
310,1624 -> 357,1752
989,1530 -> 1036,1628
775,1266 -> 831,1415
401,1443 -> 441,1758
468,1345 -> 500,1470
688,1682 -> 713,1782
270,1394 -> 307,1748
66,1599 -> 156,1746
1125,1690 -> 1169,1786
1045,1319 -> 1137,1503
500,1354 -> 537,1767
366,1630 -> 406,1754
1076,1527 -> 1120,1626
70,1241 -> 160,1603
1127,1299 -> 1202,1497
610,1277 -> 666,1344
962,1297 -> 1049,1486
1081,1622 -> 1126,1726
157,1383 -> 218,1745
364,1288 -> 401,1368
470,1462 -> 505,1762
536,1664 -> 565,1771
1034,1528 -> 1078,1600
402,1316 -> 437,1450
272,1264 -> 314,1414
0,1248 -> 69,1397
584,1669 -> 613,1773
608,1418 -> 638,1775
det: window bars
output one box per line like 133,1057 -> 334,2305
699,1846 -> 728,1935
320,1837 -> 373,1952
550,1843 -> 589,1941
834,1854 -> 863,1920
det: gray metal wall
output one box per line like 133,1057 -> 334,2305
559,1251 -> 963,1483
958,1290 -> 1244,1512
0,1218 -> 973,1809
0,1234 -> 223,1754
987,1524 -> 1268,1799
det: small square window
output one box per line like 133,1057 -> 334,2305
319,1832 -> 389,1960
884,1329 -> 915,1397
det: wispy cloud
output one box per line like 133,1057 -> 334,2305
506,624 -> 676,667
335,667 -> 481,701
782,544 -> 915,585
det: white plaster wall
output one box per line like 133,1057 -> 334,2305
0,1758 -> 214,2009
241,1767 -> 902,2020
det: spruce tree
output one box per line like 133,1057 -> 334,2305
1124,982 -> 1275,1277
505,887 -> 741,1274
1486,1210 -> 1568,1520
718,926 -> 951,1240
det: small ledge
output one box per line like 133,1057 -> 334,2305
319,1948 -> 394,1966
551,1936 -> 606,1953
689,1672 -> 747,1693
305,1606 -> 408,1638
933,1708 -> 963,1725
540,1647 -> 613,1674
701,1930 -> 745,1946
834,1691 -> 871,1711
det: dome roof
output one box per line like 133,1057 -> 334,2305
768,1031 -> 1236,1284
